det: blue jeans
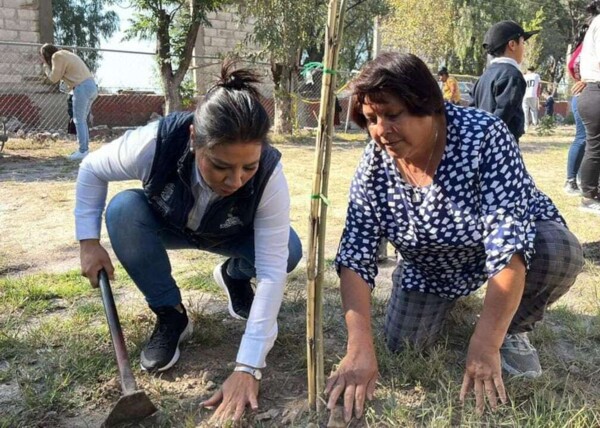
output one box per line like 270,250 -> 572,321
567,96 -> 586,180
72,78 -> 98,153
105,189 -> 303,308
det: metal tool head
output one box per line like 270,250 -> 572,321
101,390 -> 157,427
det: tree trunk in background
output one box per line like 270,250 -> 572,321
164,79 -> 183,114
155,2 -> 203,115
272,61 -> 294,134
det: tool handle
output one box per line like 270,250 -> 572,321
99,269 -> 138,394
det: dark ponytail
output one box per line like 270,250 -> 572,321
193,60 -> 270,150
573,24 -> 589,52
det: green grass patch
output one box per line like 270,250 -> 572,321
0,270 -> 92,316
178,272 -> 221,294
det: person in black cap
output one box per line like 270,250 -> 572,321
471,20 -> 540,143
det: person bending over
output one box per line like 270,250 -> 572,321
40,43 -> 98,161
75,61 -> 302,425
327,52 -> 583,422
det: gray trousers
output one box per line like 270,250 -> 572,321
523,97 -> 539,129
384,221 -> 584,352
578,83 -> 600,199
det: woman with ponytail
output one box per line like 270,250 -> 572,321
577,0 -> 600,214
74,61 -> 302,424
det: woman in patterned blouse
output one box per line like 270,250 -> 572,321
325,52 -> 584,420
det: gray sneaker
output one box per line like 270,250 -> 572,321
580,196 -> 600,215
563,179 -> 580,196
500,332 -> 542,378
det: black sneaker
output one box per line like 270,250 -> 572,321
140,305 -> 193,372
563,179 -> 580,196
213,260 -> 254,320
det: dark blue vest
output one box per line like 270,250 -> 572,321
143,112 -> 282,248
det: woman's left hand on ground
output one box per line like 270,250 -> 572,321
459,335 -> 507,415
202,371 -> 260,426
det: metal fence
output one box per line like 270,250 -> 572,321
0,41 -> 355,137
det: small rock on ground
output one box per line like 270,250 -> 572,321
327,406 -> 347,428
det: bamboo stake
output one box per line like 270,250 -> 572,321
306,0 -> 348,412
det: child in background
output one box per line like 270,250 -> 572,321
438,67 -> 462,104
544,91 -> 555,117
471,20 -> 540,143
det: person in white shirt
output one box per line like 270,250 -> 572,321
75,61 -> 302,424
522,66 -> 542,131
578,0 -> 600,214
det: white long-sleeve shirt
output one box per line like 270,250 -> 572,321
581,15 -> 600,82
75,121 -> 292,368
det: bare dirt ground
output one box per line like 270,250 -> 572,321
0,142 -> 396,427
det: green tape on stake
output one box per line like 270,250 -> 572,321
301,62 -> 337,76
310,194 -> 330,206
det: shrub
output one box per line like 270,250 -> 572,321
536,115 -> 557,136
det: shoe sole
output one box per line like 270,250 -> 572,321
140,318 -> 194,373
213,263 -> 247,321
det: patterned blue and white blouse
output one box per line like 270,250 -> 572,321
335,103 -> 565,300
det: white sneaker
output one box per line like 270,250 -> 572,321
580,197 -> 600,215
67,150 -> 89,161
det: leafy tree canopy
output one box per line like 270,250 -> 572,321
53,0 -> 119,71
108,0 -> 225,112
383,0 -> 453,63
302,0 -> 389,72
381,0 -> 592,87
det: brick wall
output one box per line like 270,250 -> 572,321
0,0 -> 52,87
192,9 -> 272,96
0,0 -> 42,45
92,94 -> 164,127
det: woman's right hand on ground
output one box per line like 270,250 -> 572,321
79,239 -> 114,287
325,347 -> 378,423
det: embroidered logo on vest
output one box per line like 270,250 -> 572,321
220,212 -> 243,229
161,183 -> 175,201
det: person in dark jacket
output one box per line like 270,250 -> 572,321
74,61 -> 302,425
471,20 -> 540,143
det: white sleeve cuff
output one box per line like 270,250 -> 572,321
236,327 -> 278,369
